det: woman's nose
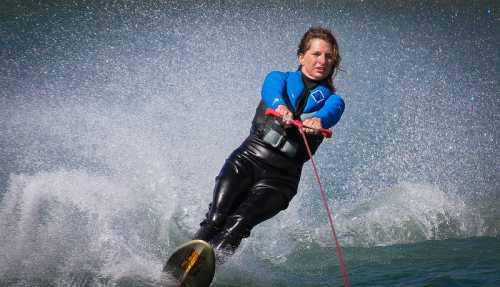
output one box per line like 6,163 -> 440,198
317,54 -> 326,64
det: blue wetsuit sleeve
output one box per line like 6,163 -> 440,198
261,71 -> 287,109
314,94 -> 345,128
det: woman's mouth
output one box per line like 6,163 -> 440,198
314,67 -> 326,73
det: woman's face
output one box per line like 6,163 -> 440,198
298,38 -> 334,81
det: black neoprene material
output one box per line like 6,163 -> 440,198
193,136 -> 302,258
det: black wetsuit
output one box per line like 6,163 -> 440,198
193,75 -> 330,259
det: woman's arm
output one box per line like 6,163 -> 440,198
313,94 -> 345,129
261,71 -> 287,109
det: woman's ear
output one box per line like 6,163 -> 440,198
298,54 -> 305,66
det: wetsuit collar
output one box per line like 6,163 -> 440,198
301,71 -> 328,90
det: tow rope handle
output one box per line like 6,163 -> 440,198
264,108 -> 333,138
265,107 -> 351,287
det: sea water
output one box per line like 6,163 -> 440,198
1,1 -> 499,286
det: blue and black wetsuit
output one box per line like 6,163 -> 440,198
193,70 -> 345,259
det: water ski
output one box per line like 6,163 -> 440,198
162,240 -> 216,287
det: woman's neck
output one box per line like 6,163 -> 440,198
301,72 -> 324,89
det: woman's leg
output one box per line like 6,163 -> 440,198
209,178 -> 296,255
193,153 -> 254,243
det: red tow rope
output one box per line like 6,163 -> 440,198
265,108 -> 351,287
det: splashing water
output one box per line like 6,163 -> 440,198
1,1 -> 498,286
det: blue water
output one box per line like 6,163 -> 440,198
1,1 -> 499,286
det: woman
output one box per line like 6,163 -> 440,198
193,26 -> 345,261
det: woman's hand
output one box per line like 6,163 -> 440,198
275,105 -> 293,125
303,117 -> 322,134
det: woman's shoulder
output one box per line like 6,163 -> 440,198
266,69 -> 306,77
263,71 -> 294,88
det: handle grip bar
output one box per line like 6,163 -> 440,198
265,108 -> 332,138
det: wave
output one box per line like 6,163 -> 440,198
0,170 -> 171,286
0,154 -> 497,285
337,182 -> 497,247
